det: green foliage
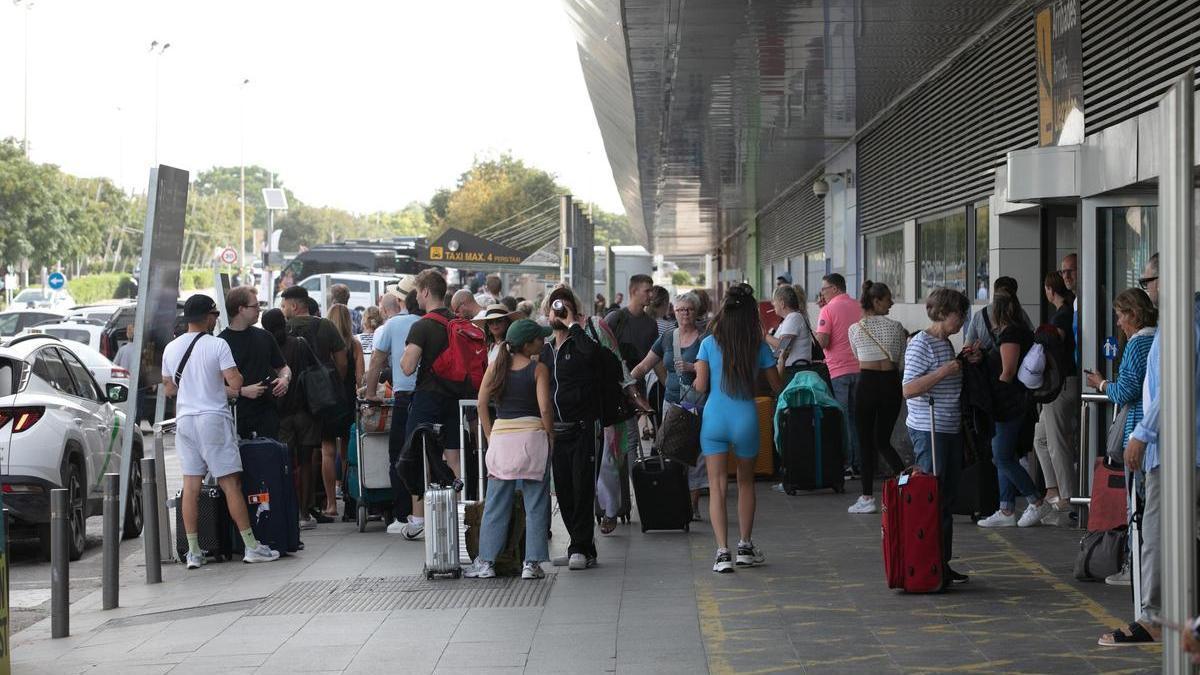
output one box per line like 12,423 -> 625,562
437,154 -> 561,236
66,273 -> 134,304
671,270 -> 693,286
178,268 -> 214,291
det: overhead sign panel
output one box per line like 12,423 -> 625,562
1036,0 -> 1084,146
426,228 -> 532,266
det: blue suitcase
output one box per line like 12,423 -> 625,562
238,436 -> 301,554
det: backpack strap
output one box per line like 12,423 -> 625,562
173,332 -> 205,384
981,305 -> 994,335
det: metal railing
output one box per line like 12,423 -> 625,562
1068,393 -> 1112,526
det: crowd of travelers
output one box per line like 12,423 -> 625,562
160,257 -> 1200,652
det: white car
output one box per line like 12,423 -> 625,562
291,273 -> 407,317
12,288 -> 75,311
0,309 -> 67,337
0,334 -> 143,561
65,301 -> 133,324
21,321 -> 106,352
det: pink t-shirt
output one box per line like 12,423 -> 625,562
816,293 -> 862,379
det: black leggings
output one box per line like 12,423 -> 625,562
854,369 -> 906,496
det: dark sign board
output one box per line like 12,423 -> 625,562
119,165 -> 188,539
1036,0 -> 1084,146
426,227 -> 530,266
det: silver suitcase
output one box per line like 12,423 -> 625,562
421,426 -> 463,579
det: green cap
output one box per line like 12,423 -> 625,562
506,318 -> 551,348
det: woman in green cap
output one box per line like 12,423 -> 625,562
464,318 -> 556,579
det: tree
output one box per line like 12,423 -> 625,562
671,270 -> 693,286
193,165 -> 298,250
586,203 -> 644,247
274,204 -> 358,251
440,154 -> 561,238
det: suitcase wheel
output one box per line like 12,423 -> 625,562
425,570 -> 434,580
357,505 -> 368,533
786,488 -> 798,496
641,524 -> 648,533
452,569 -> 463,579
683,523 -> 690,532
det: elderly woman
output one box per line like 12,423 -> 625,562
631,292 -> 708,519
473,304 -> 517,363
902,288 -> 977,585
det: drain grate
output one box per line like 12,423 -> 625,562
247,574 -> 555,616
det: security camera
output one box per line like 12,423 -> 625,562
812,178 -> 830,197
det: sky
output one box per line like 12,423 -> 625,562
0,0 -> 623,214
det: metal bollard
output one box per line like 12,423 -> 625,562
102,473 -> 120,609
50,488 -> 69,638
141,457 -> 161,584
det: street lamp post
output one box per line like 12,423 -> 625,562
239,78 -> 250,268
14,0 -> 34,158
149,41 -> 170,166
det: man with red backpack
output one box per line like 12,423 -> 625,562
398,269 -> 487,538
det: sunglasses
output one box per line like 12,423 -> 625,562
1138,276 -> 1159,289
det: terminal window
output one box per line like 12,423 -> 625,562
918,209 -> 968,297
866,229 -> 904,300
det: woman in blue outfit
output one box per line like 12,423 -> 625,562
694,283 -> 783,573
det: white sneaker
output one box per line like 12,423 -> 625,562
1018,502 -> 1052,528
401,520 -> 425,540
735,542 -> 764,567
521,562 -> 545,579
712,549 -> 735,573
551,555 -> 570,567
185,551 -> 206,570
1106,559 -> 1132,586
976,510 -> 1017,528
847,496 -> 879,514
386,519 -> 407,535
299,516 -> 316,531
568,553 -> 587,570
243,543 -> 280,564
463,558 -> 495,578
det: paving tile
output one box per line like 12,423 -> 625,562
435,643 -> 529,668
283,611 -> 389,647
164,653 -> 270,673
257,643 -> 361,672
194,614 -> 309,656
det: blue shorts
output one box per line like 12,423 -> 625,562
700,400 -> 759,459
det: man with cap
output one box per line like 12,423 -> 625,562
776,272 -> 793,288
280,285 -> 347,520
162,295 -> 280,568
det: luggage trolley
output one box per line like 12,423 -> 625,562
348,399 -> 397,532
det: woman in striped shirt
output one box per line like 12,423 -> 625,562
1085,288 -> 1157,454
902,288 -> 977,585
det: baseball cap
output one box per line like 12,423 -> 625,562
506,318 -> 551,348
1017,343 -> 1045,390
777,272 -> 793,284
183,294 -> 218,322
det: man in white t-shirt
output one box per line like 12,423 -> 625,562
162,294 -> 280,568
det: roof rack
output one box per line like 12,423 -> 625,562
4,333 -> 63,348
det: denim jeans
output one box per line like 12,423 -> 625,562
907,427 -> 962,563
831,373 -> 861,470
991,416 -> 1040,511
387,393 -> 413,520
478,466 -> 551,564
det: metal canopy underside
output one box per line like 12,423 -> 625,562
564,0 -> 1018,256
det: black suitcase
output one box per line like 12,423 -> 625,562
631,453 -> 692,532
239,436 -> 301,554
778,405 -> 846,494
174,485 -> 237,562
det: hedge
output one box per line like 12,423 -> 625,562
67,273 -> 135,304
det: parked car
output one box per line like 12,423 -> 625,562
49,340 -> 130,396
0,309 -> 67,337
12,288 -> 75,310
276,241 -> 427,295
22,321 -> 106,352
0,334 -> 143,560
99,300 -> 186,361
65,301 -> 133,325
285,273 -> 408,317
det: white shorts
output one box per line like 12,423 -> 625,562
177,412 -> 242,479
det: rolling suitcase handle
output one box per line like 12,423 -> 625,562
459,399 -> 486,500
927,397 -> 938,476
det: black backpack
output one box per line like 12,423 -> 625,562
585,319 -> 638,427
1029,325 -> 1066,404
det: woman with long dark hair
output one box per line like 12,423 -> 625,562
694,283 -> 783,573
976,291 -> 1049,528
846,280 -> 908,513
1034,270 -> 1080,524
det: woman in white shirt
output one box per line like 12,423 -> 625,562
766,285 -> 813,379
845,281 -> 909,514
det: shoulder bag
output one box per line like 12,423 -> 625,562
856,319 -> 893,362
172,332 -> 205,384
295,334 -> 340,415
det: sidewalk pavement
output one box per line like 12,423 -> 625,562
12,481 -> 1160,674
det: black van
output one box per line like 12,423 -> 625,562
277,244 -> 427,292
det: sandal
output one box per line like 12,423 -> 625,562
600,516 -> 617,535
1098,622 -> 1157,647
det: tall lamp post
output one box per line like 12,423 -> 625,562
239,78 -> 250,268
149,40 -> 170,166
14,0 -> 33,158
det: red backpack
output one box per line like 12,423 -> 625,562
423,312 -> 487,393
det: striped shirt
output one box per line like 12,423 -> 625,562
902,330 -> 961,433
1105,329 -> 1155,447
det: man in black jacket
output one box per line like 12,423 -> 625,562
541,287 -> 603,570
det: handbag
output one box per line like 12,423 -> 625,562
296,336 -> 341,415
657,402 -> 702,466
856,319 -> 893,362
1073,528 -> 1127,581
1105,403 -> 1130,464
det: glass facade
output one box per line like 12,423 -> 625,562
1105,206 -> 1158,299
805,251 -> 825,302
973,202 -> 990,302
865,229 -> 904,299
918,209 -> 968,296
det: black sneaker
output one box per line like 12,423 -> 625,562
945,566 -> 969,584
310,509 -> 334,524
735,542 -> 764,567
713,549 -> 735,574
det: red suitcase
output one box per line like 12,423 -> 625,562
882,398 -> 944,593
1086,458 -> 1127,532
